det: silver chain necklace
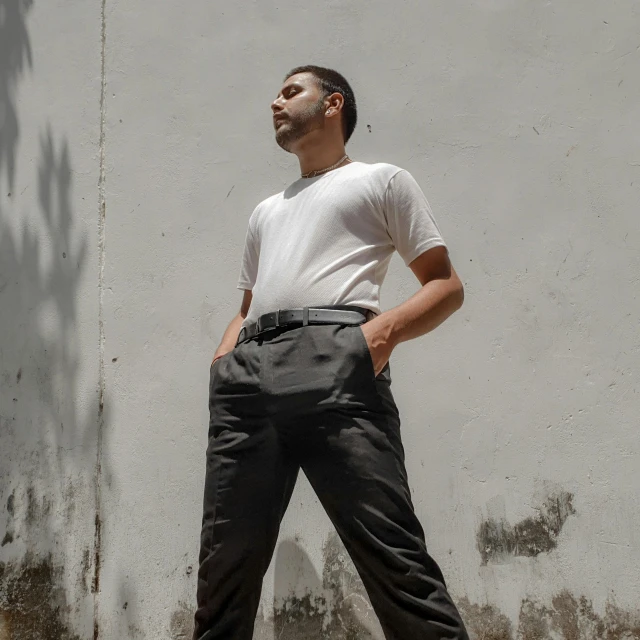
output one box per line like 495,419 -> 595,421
301,154 -> 350,179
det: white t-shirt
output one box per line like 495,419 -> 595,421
237,161 -> 446,328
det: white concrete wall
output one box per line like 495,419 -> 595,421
0,0 -> 103,638
1,1 -> 639,639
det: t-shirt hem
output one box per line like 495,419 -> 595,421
237,281 -> 254,290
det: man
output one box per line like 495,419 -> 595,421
193,65 -> 469,640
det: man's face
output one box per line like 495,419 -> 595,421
271,72 -> 326,151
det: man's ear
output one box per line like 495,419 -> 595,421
325,92 -> 344,116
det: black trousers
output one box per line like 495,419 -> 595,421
193,321 -> 469,640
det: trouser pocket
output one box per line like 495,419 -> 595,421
352,324 -> 391,382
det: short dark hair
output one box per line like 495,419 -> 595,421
284,65 -> 357,143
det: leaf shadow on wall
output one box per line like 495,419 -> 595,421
0,2 -> 112,637
0,0 -> 33,194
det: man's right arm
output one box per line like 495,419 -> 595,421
211,289 -> 253,365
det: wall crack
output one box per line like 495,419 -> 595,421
93,0 -> 107,638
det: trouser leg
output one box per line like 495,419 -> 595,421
193,346 -> 299,640
302,408 -> 468,639
297,324 -> 469,640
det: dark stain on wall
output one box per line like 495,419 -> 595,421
552,591 -> 592,640
270,533 -> 378,639
25,486 -> 37,526
6,491 -> 15,516
271,588 -> 640,640
3,490 -> 16,548
24,485 -> 52,530
273,593 -> 329,639
321,532 -> 377,637
79,548 -> 92,594
169,601 -> 194,640
477,490 -> 576,564
516,590 -> 640,640
91,511 -> 101,595
272,592 -> 376,640
459,591 -> 640,640
0,555 -> 81,640
458,596 -> 513,640
63,480 -> 77,526
517,598 -> 550,640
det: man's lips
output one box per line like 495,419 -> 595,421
273,115 -> 288,127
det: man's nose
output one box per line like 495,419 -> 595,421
271,96 -> 284,113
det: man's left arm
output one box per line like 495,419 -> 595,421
361,245 -> 464,375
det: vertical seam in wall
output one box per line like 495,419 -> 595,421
93,0 -> 107,638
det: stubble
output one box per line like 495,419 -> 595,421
275,98 -> 325,151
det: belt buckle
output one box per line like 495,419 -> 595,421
275,309 -> 281,328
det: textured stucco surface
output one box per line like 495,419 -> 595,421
1,1 -> 639,638
0,0 -> 102,638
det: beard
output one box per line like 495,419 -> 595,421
275,98 -> 325,151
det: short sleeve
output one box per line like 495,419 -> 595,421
384,170 -> 447,266
237,209 -> 260,290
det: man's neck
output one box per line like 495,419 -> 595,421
295,136 -> 348,177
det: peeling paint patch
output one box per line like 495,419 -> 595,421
321,532 -> 379,637
517,598 -> 549,640
477,490 -> 576,564
458,597 -> 513,640
270,533 -> 381,639
273,594 -> 328,639
516,590 -> 640,640
273,590 -> 377,639
170,601 -> 194,640
460,592 -> 640,640
0,555 -> 81,640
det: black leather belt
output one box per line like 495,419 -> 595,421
237,305 -> 376,345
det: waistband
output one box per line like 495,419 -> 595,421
237,305 -> 376,345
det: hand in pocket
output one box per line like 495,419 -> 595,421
359,321 -> 394,377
